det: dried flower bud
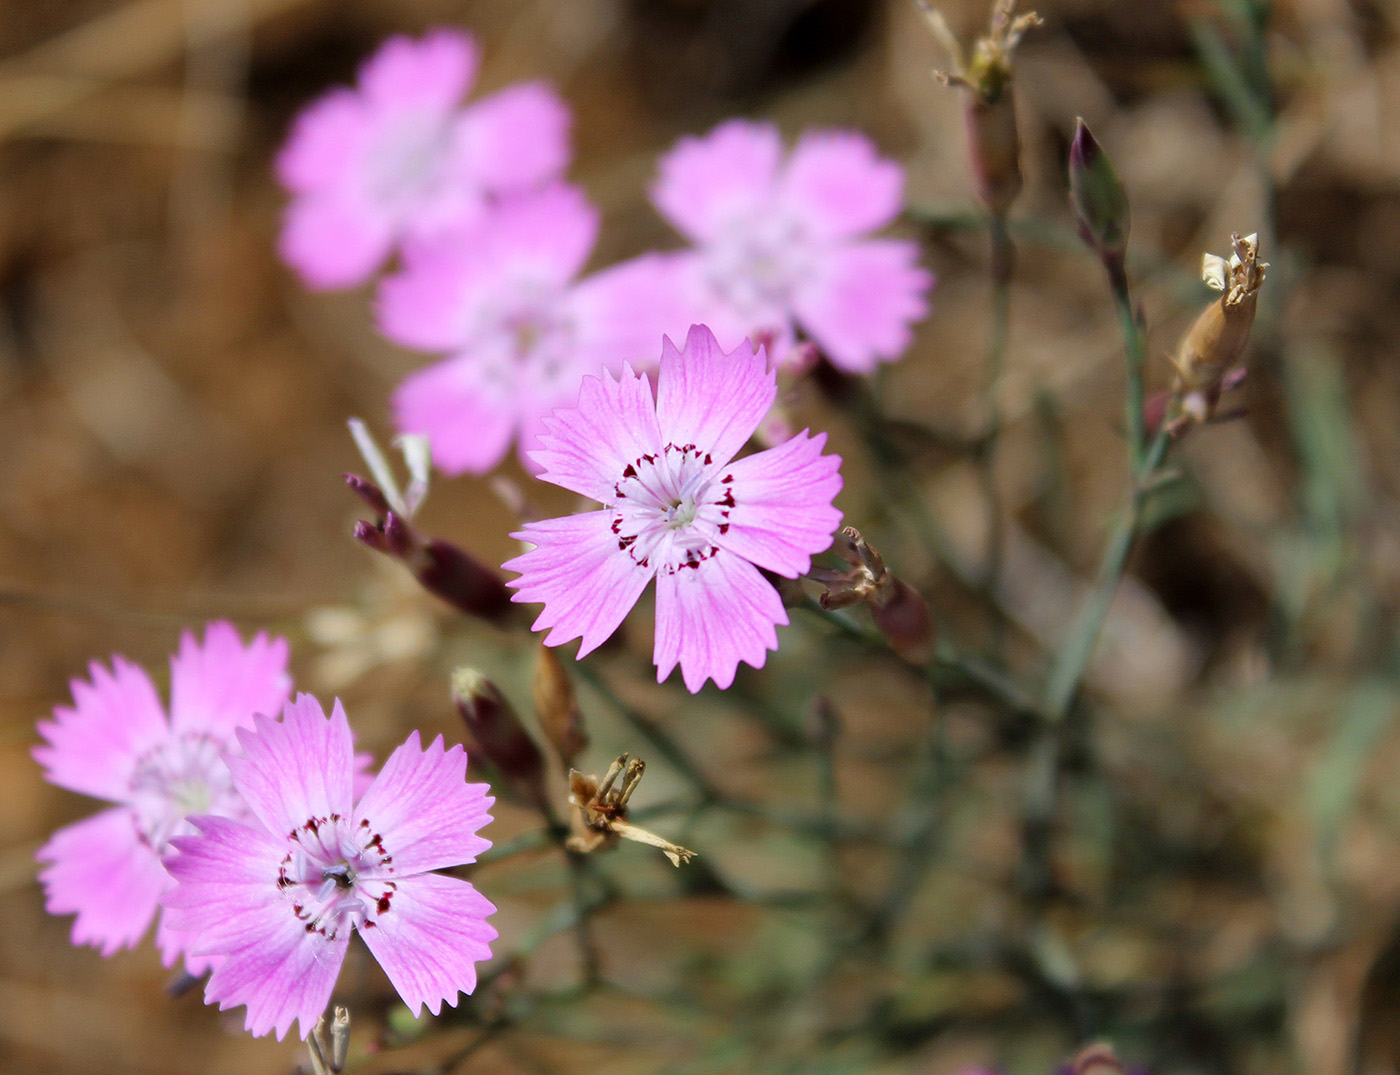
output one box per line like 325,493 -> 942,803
1069,118 -> 1130,271
1166,233 -> 1266,435
920,0 -> 1041,216
567,754 -> 695,867
451,668 -> 547,809
348,474 -> 512,622
532,642 -> 588,767
810,527 -> 934,661
329,1007 -> 351,1073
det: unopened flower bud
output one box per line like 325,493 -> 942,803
532,642 -> 588,767
348,474 -> 512,622
810,527 -> 934,662
1069,118 -> 1130,272
921,0 -> 1041,217
451,668 -> 546,809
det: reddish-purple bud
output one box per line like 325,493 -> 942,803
1069,118 -> 1130,271
345,472 -> 392,516
451,669 -> 547,810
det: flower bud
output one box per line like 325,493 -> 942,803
921,0 -> 1041,217
1069,118 -> 1130,271
532,642 -> 588,767
348,474 -> 512,622
451,668 -> 546,809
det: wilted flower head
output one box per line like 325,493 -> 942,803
920,0 -> 1041,216
651,120 -> 931,373
276,28 -> 569,289
567,754 -> 695,866
163,694 -> 496,1040
503,324 -> 843,692
33,623 -> 290,971
378,182 -> 686,474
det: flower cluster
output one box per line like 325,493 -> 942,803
277,28 -> 568,290
277,31 -> 931,476
35,625 -> 496,1042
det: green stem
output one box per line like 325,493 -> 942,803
1042,428 -> 1169,722
980,212 -> 1013,657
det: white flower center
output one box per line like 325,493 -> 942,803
366,112 -> 451,212
609,443 -> 737,575
127,732 -> 241,851
277,815 -> 399,941
705,215 -> 812,318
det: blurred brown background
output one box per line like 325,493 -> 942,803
2,1 -> 1400,1073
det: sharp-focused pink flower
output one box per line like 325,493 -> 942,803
503,324 -> 843,692
277,28 -> 570,289
650,119 -> 933,373
33,623 -> 290,971
379,182 -> 689,474
163,695 -> 496,1041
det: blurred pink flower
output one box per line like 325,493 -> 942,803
378,182 -> 687,474
277,28 -> 569,289
33,623 -> 290,972
651,119 -> 933,372
503,324 -> 843,692
163,695 -> 496,1041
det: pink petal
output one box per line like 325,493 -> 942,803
168,622 -> 290,737
568,252 -> 695,373
654,325 -> 775,468
275,88 -> 370,193
790,239 -> 932,373
530,364 -> 663,502
482,183 -> 598,289
278,195 -> 394,291
155,914 -> 219,975
34,657 -> 168,801
376,241 -> 482,351
651,119 -> 783,243
352,731 -> 493,877
359,873 -> 496,1017
504,511 -> 654,657
778,129 -> 904,240
455,81 -> 571,192
202,897 -> 346,1040
228,697 -> 355,841
715,430 -> 843,576
160,814 -> 286,969
653,551 -> 788,693
36,808 -> 169,956
392,352 -> 519,476
359,29 -> 478,112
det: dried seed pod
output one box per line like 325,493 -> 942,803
1166,233 -> 1267,435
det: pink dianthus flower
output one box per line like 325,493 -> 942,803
162,694 -> 496,1041
378,182 -> 687,474
503,324 -> 843,692
651,119 -> 932,372
33,622 -> 290,971
277,28 -> 569,289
